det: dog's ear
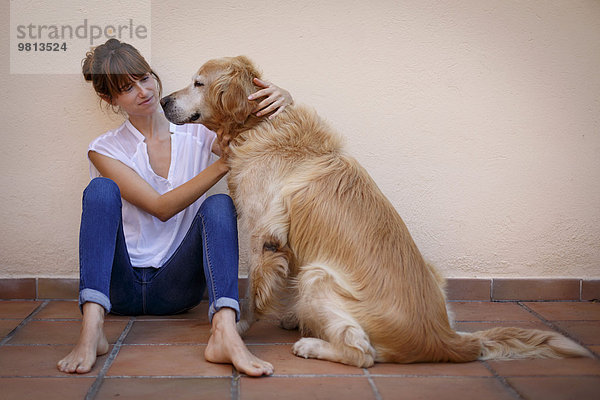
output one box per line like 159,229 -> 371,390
220,74 -> 255,124
214,56 -> 259,124
212,56 -> 261,125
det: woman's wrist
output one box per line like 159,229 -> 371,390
215,158 -> 230,174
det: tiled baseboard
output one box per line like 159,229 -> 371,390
444,278 -> 599,301
0,277 -> 598,301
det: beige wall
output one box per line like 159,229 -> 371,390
1,0 -> 599,279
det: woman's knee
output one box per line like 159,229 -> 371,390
199,194 -> 237,232
200,194 -> 236,218
82,177 -> 121,211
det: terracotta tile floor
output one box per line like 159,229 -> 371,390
0,300 -> 599,399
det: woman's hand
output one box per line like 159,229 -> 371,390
248,78 -> 293,119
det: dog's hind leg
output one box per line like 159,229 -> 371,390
237,195 -> 293,331
247,198 -> 295,316
292,264 -> 376,368
237,234 -> 292,334
250,238 -> 295,315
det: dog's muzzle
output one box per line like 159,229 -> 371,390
160,96 -> 171,108
160,96 -> 201,124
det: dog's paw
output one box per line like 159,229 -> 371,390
292,338 -> 325,360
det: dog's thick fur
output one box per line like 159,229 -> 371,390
161,56 -> 590,367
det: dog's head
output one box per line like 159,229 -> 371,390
161,56 -> 262,134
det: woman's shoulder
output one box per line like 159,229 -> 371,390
89,121 -> 129,145
88,121 -> 141,160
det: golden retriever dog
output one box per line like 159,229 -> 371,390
161,56 -> 590,367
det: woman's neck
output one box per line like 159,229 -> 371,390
128,110 -> 170,141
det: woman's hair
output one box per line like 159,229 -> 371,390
82,38 -> 162,107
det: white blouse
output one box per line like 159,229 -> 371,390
88,119 -> 217,269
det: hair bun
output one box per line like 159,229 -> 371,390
104,38 -> 122,50
82,51 -> 94,82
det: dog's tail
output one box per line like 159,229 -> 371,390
446,327 -> 591,361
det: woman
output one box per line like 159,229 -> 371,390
57,38 -> 292,376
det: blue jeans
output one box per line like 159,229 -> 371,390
78,177 -> 240,322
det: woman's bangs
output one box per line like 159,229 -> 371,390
105,51 -> 152,96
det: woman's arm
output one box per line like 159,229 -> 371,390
89,151 -> 229,222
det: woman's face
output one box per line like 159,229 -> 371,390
111,73 -> 159,117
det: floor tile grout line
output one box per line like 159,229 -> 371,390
366,374 -> 500,379
231,369 -> 240,400
84,317 -> 135,400
453,299 -> 587,303
29,318 -> 83,322
454,318 -> 597,323
0,300 -> 49,346
253,374 -> 369,378
481,360 -> 525,400
0,375 -> 101,379
115,343 -> 300,346
24,318 -> 132,322
6,372 -> 600,379
0,299 -> 53,302
517,302 -> 599,359
116,342 -> 299,346
447,299 -> 590,305
0,342 -> 305,347
94,375 -> 233,379
453,320 -> 541,323
4,344 -> 97,347
363,369 -> 383,400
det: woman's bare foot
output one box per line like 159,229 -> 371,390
57,302 -> 109,374
205,308 -> 273,376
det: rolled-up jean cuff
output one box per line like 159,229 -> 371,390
209,297 -> 240,323
79,288 -> 111,314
